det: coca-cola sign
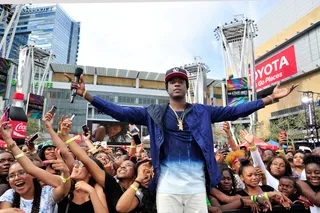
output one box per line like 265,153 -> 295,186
251,45 -> 298,90
15,123 -> 27,132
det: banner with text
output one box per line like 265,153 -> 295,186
227,77 -> 249,106
252,45 -> 297,90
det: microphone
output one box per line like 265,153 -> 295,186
70,67 -> 84,103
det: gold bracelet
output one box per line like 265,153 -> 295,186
57,130 -> 61,134
60,175 -> 71,183
66,135 -> 80,145
14,152 -> 25,159
130,184 -> 138,192
276,149 -> 285,153
129,145 -> 136,148
83,90 -> 87,99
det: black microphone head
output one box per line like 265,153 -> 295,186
75,67 -> 83,77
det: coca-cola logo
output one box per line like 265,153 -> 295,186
15,123 -> 27,132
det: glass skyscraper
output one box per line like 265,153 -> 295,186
0,4 -> 80,64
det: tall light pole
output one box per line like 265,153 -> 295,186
300,91 -> 320,148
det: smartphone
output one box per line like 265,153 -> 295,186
101,141 -> 107,148
82,124 -> 89,136
2,106 -> 9,129
26,133 -> 38,149
132,134 -> 141,145
49,106 -> 57,115
70,114 -> 75,121
130,126 -> 140,136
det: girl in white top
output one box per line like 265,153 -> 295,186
0,118 -> 71,213
240,130 -> 292,191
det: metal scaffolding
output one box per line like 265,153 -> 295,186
0,4 -> 24,59
183,57 -> 210,105
16,45 -> 54,98
214,15 -> 259,135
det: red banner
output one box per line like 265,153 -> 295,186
251,45 -> 298,90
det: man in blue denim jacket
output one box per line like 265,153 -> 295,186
68,68 -> 297,213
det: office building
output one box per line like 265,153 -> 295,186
0,4 -> 80,64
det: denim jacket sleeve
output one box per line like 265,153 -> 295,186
91,96 -> 148,126
206,99 -> 265,123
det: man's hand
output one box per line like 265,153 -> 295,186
271,83 -> 298,100
65,73 -> 86,97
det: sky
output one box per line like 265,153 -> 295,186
60,0 -> 282,80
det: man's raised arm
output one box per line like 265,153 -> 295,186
66,73 -> 148,126
207,83 -> 298,123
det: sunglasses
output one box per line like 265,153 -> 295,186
73,160 -> 84,167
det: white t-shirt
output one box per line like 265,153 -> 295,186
0,186 -> 56,213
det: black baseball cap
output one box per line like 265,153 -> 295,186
165,67 -> 188,82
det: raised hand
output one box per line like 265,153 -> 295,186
58,115 -> 67,132
278,134 -> 287,147
104,162 -> 115,176
136,143 -> 144,154
136,162 -> 152,188
0,115 -> 12,141
43,149 -> 69,174
222,121 -> 231,134
43,112 -> 55,129
83,129 -> 91,140
271,83 -> 298,100
239,129 -> 254,145
25,134 -> 36,150
75,180 -> 94,194
65,73 -> 86,97
61,117 -> 72,136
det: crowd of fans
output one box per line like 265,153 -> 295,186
0,110 -> 319,213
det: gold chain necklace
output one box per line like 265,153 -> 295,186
169,105 -> 185,131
